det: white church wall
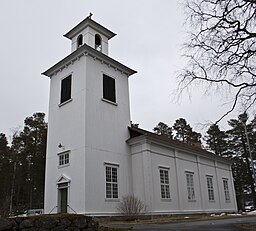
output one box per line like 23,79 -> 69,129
44,58 -> 87,213
83,148 -> 132,215
70,56 -> 132,214
216,167 -> 237,211
45,47 -> 134,215
178,151 -> 197,163
131,145 -> 146,202
128,136 -> 237,215
84,57 -> 131,154
199,163 -> 222,211
176,153 -> 203,212
150,152 -> 180,213
150,143 -> 175,158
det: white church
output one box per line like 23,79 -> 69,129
43,15 -> 237,215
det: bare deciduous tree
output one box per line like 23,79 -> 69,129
177,0 -> 256,123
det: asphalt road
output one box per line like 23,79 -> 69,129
109,216 -> 256,231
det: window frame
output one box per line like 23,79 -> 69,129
186,172 -> 195,201
223,178 -> 230,202
102,74 -> 116,104
159,168 -> 171,200
206,176 -> 215,201
60,74 -> 72,105
58,151 -> 70,167
105,163 -> 119,200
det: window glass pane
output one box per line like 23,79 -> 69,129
207,177 -> 214,201
160,170 -> 164,184
59,155 -> 64,165
106,183 -> 111,198
165,185 -> 170,198
106,166 -> 111,182
64,153 -> 69,164
103,74 -> 116,103
223,179 -> 230,201
112,168 -> 117,182
59,152 -> 69,166
159,169 -> 170,199
188,188 -> 192,200
161,185 -> 165,198
164,171 -> 169,184
186,173 -> 195,200
105,165 -> 118,199
112,183 -> 118,198
60,75 -> 72,104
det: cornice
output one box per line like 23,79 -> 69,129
42,44 -> 137,78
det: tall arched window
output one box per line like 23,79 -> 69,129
95,34 -> 102,51
77,34 -> 83,48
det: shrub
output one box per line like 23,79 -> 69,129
116,195 -> 146,220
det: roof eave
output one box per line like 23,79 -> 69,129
64,18 -> 116,40
42,44 -> 136,78
127,126 -> 232,164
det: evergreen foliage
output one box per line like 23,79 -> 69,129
172,118 -> 201,145
226,112 -> 256,210
0,112 -> 47,216
153,118 -> 201,146
0,133 -> 12,216
205,124 -> 228,157
153,122 -> 173,139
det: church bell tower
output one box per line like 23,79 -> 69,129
43,14 -> 136,215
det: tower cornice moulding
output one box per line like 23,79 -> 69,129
42,43 -> 137,78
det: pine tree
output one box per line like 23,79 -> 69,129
153,122 -> 172,139
227,112 -> 256,209
0,133 -> 12,216
205,124 -> 228,156
10,112 -> 47,213
172,118 -> 201,145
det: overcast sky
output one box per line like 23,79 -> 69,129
0,0 -> 238,139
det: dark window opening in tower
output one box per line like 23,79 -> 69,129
95,34 -> 102,51
77,34 -> 83,48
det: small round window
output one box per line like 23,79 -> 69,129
95,34 -> 102,51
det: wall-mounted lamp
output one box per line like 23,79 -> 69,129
58,143 -> 64,149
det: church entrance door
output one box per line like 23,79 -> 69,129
58,183 -> 68,213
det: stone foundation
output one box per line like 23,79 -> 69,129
0,214 -> 99,231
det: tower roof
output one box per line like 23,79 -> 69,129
64,15 -> 116,40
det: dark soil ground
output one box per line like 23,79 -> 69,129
236,223 -> 256,231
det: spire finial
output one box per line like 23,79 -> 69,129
88,12 -> 93,19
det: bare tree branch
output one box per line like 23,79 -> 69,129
176,0 -> 256,122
